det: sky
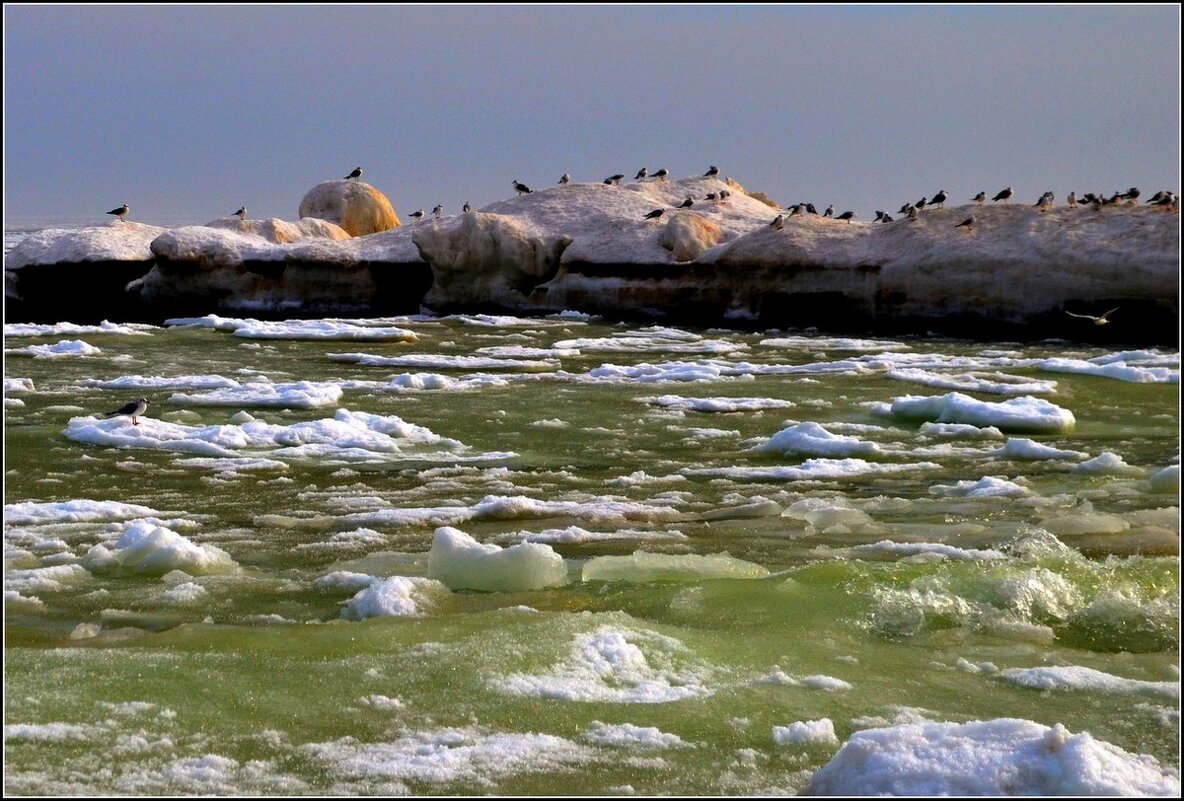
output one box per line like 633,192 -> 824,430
3,4 -> 1180,227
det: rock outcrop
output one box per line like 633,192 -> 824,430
297,180 -> 400,236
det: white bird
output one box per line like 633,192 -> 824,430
973,191 -> 986,204
1036,192 -> 1054,211
1066,191 -> 1077,207
1065,307 -> 1120,325
105,397 -> 150,425
433,204 -> 443,218
107,203 -> 129,221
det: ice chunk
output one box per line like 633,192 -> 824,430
582,550 -> 768,583
341,576 -> 451,620
427,526 -> 568,592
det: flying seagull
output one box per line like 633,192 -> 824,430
635,167 -> 648,180
409,209 -> 424,221
704,165 -> 719,177
992,187 -> 1013,204
512,180 -> 533,195
106,397 -> 150,426
107,204 -> 130,221
558,173 -> 571,185
1065,307 -> 1119,325
643,208 -> 665,221
652,168 -> 669,181
956,215 -> 975,230
973,191 -> 986,204
345,167 -> 362,180
234,206 -> 247,220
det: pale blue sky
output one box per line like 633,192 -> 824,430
4,4 -> 1180,226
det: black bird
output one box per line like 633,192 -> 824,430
674,196 -> 694,209
1106,191 -> 1124,205
463,202 -> 472,213
787,204 -> 802,217
643,208 -> 665,221
234,206 -> 246,220
973,191 -> 986,204
1125,187 -> 1140,203
512,180 -> 533,195
433,204 -> 443,219
770,214 -> 784,229
345,167 -> 363,180
635,167 -> 648,180
704,165 -> 719,177
603,178 -> 615,185
837,210 -> 856,222
873,210 -> 885,222
956,215 -> 975,230
705,192 -> 718,202
992,187 -> 1013,203
915,196 -> 928,210
897,202 -> 911,215
931,189 -> 949,208
107,203 -> 130,221
106,397 -> 150,426
718,189 -> 730,201
409,209 -> 424,221
824,204 -> 835,218
652,168 -> 669,181
1145,190 -> 1168,205
559,173 -> 571,185
881,213 -> 894,223
607,174 -> 625,185
805,203 -> 818,215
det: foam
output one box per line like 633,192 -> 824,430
427,526 -> 568,592
582,551 -> 769,583
803,718 -> 1180,795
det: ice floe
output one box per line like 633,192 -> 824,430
328,352 -> 560,371
685,458 -> 941,483
885,368 -> 1057,396
168,381 -> 344,409
1072,452 -> 1146,477
994,438 -> 1089,461
751,422 -> 882,458
5,339 -> 101,359
427,526 -> 568,592
876,392 -> 1076,434
803,718 -> 1180,796
583,721 -> 689,749
644,394 -> 795,413
929,476 -> 1030,498
81,375 -> 243,390
80,521 -> 238,577
997,665 -> 1179,700
340,576 -> 451,620
771,719 -> 839,747
581,551 -> 769,583
4,320 -> 158,337
3,499 -> 163,525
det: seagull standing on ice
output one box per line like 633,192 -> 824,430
674,196 -> 694,209
463,202 -> 472,213
931,190 -> 949,208
770,214 -> 785,229
634,167 -> 648,180
107,204 -> 130,221
973,191 -> 986,204
512,180 -> 533,195
409,209 -> 424,221
433,204 -> 443,219
106,397 -> 150,425
1035,192 -> 1054,211
643,208 -> 665,221
652,168 -> 669,181
1067,192 -> 1077,207
558,173 -> 571,185
992,187 -> 1013,204
837,210 -> 856,222
956,215 -> 975,230
704,165 -> 719,177
824,204 -> 834,218
344,167 -> 363,180
234,206 -> 247,219
1065,307 -> 1119,325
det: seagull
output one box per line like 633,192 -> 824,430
432,204 -> 443,219
652,168 -> 669,181
463,201 -> 472,213
512,180 -> 533,195
931,189 -> 949,208
897,202 -> 912,215
234,206 -> 247,220
705,192 -> 718,202
973,191 -> 986,204
643,208 -> 665,221
1065,307 -> 1119,325
824,204 -> 835,218
409,209 -> 424,221
107,203 -> 130,221
635,167 -> 648,180
770,214 -> 784,229
718,189 -> 730,202
992,187 -> 1013,204
956,215 -> 975,230
607,174 -> 625,185
881,213 -> 894,223
805,203 -> 818,215
1145,190 -> 1168,205
1066,191 -> 1077,207
787,203 -> 802,217
907,205 -> 919,221
915,196 -> 928,210
106,397 -> 150,426
559,173 -> 571,185
873,210 -> 885,222
704,165 -> 719,177
1125,187 -> 1140,204
674,196 -> 694,209
837,210 -> 856,222
344,167 -> 363,180
1035,192 -> 1054,211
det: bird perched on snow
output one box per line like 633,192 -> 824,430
915,196 -> 928,210
433,204 -> 443,219
1065,307 -> 1119,325
1066,192 -> 1077,207
956,215 -> 975,230
1035,192 -> 1054,211
512,180 -> 533,195
931,189 -> 949,208
643,208 -> 665,221
1125,187 -> 1140,204
606,174 -> 625,185
234,206 -> 247,220
837,210 -> 856,222
992,187 -> 1013,204
881,213 -> 894,223
344,167 -> 363,180
674,196 -> 694,209
1145,190 -> 1168,205
770,214 -> 784,230
409,209 -> 424,221
907,205 -> 920,221
718,189 -> 730,202
704,165 -> 719,177
873,210 -> 885,222
652,168 -> 669,181
463,202 -> 472,213
634,167 -> 648,180
559,173 -> 571,185
107,203 -> 130,221
973,191 -> 986,204
824,204 -> 835,218
105,397 -> 150,426
705,192 -> 718,203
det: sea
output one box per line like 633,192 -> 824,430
3,223 -> 1181,795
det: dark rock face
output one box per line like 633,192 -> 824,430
6,260 -> 157,324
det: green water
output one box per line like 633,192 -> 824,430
4,317 -> 1180,794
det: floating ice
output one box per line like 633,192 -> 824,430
644,394 -> 795,413
583,721 -> 688,749
581,551 -> 769,583
332,495 -> 684,530
1034,355 -> 1179,384
930,476 -> 1030,498
803,718 -> 1180,796
918,422 -> 1005,439
759,335 -> 912,351
1072,452 -> 1146,477
772,718 -> 839,747
341,576 -> 451,619
886,368 -> 1057,396
833,540 -> 1007,561
385,372 -> 510,392
5,339 -> 101,359
4,320 -> 158,337
686,458 -> 940,482
995,438 -> 1089,461
3,499 -> 162,525
494,625 -> 714,703
879,392 -> 1076,434
313,571 -> 379,591
81,374 -> 242,390
752,421 -> 882,458
1148,465 -> 1179,493
169,381 -> 344,409
998,665 -> 1179,700
329,352 -> 559,371
81,521 -> 239,577
4,377 -> 35,393
552,333 -> 744,354
427,526 -> 568,592
231,320 -> 417,341
492,526 -> 687,545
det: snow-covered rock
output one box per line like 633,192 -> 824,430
5,221 -> 166,270
297,179 -> 400,236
